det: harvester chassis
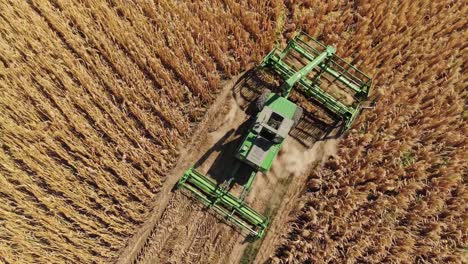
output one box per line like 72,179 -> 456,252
176,31 -> 373,239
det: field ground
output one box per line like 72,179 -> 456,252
0,0 -> 466,263
123,70 -> 340,264
0,0 -> 279,263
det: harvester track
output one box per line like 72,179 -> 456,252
119,70 -> 338,264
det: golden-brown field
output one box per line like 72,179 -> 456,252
0,0 -> 466,263
270,1 -> 467,263
0,0 -> 279,262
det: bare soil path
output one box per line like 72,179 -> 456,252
115,74 -> 244,264
116,71 -> 338,264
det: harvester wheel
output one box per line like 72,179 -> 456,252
256,89 -> 271,111
293,106 -> 303,127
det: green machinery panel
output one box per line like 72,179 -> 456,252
176,31 -> 373,240
177,167 -> 268,239
261,31 -> 373,131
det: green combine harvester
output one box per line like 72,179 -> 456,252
176,31 -> 373,239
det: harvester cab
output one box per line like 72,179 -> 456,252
176,31 -> 373,240
235,92 -> 301,173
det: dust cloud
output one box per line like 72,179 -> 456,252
274,138 -> 339,178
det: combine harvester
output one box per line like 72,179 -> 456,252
176,31 -> 373,239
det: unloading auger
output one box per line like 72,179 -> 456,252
176,31 -> 373,239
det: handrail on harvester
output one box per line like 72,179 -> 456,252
261,31 -> 373,131
175,31 -> 373,241
177,167 -> 269,239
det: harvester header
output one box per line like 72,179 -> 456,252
262,31 -> 372,131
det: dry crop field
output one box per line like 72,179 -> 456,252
0,0 -> 466,264
268,1 -> 467,263
0,0 -> 280,262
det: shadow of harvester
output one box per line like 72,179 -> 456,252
191,67 -> 340,188
181,67 -> 341,188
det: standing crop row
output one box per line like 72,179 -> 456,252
0,0 -> 281,262
270,1 -> 466,263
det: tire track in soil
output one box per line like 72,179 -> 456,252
134,193 -> 194,263
133,79 -> 247,264
117,75 -> 244,264
183,215 -> 228,263
186,215 -> 241,264
177,213 -> 214,263
156,203 -> 206,263
163,197 -> 237,264
125,71 -> 337,264
213,228 -> 241,263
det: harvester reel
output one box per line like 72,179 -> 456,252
261,31 -> 373,132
